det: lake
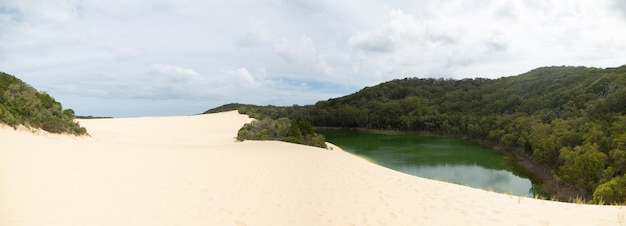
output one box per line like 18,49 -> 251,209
317,129 -> 535,197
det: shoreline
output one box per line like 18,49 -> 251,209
315,126 -> 586,202
1,111 -> 624,225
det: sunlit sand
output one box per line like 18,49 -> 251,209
1,111 -> 623,225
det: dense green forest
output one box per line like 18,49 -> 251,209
206,65 -> 626,204
0,71 -> 87,135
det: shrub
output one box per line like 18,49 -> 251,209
0,71 -> 87,135
592,175 -> 626,204
236,117 -> 327,149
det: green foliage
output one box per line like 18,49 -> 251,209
0,71 -> 87,135
592,175 -> 626,204
206,65 -> 626,200
558,144 -> 607,193
236,117 -> 327,148
203,103 -> 258,114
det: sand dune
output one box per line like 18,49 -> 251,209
1,111 -> 624,225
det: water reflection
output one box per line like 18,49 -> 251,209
318,129 -> 535,197
398,164 -> 532,196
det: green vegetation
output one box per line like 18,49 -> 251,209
237,117 -> 327,149
0,71 -> 87,135
206,65 -> 626,203
75,115 -> 113,119
203,103 -> 258,114
592,175 -> 626,205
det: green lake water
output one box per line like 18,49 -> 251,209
318,129 -> 535,197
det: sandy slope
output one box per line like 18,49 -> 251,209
1,111 -> 624,226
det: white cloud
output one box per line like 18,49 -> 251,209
344,1 -> 626,78
274,35 -> 316,64
615,0 -> 626,18
348,10 -> 425,54
1,0 -> 625,117
228,67 -> 258,85
236,21 -> 273,48
150,64 -> 199,77
272,35 -> 335,75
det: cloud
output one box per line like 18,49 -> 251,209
614,0 -> 626,19
345,1 -> 626,78
347,9 -> 482,76
493,2 -> 518,20
236,21 -> 273,48
348,10 -> 424,54
227,67 -> 261,85
272,35 -> 335,75
236,23 -> 336,79
150,64 -> 199,78
348,31 -> 396,53
0,7 -> 23,23
1,0 -> 625,117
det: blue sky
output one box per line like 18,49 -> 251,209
1,0 -> 625,117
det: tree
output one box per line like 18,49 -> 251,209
237,117 -> 326,148
0,71 -> 87,135
529,123 -> 560,165
608,149 -> 626,176
592,175 -> 626,204
558,144 -> 608,193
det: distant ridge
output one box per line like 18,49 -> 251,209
203,103 -> 259,114
0,71 -> 87,135
76,116 -> 113,119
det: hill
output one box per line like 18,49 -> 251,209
205,65 -> 626,203
0,71 -> 87,135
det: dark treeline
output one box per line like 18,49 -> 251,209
0,71 -> 87,135
75,116 -> 113,119
205,65 -> 626,204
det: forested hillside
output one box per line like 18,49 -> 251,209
0,71 -> 87,135
206,65 -> 626,203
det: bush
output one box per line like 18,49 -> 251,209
592,175 -> 626,204
0,71 -> 87,135
236,117 -> 326,149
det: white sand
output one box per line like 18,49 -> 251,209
1,110 -> 624,225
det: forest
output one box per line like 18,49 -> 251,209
205,65 -> 626,204
0,71 -> 87,135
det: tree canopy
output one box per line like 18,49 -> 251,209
0,71 -> 87,135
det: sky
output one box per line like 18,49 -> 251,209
1,0 -> 625,117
